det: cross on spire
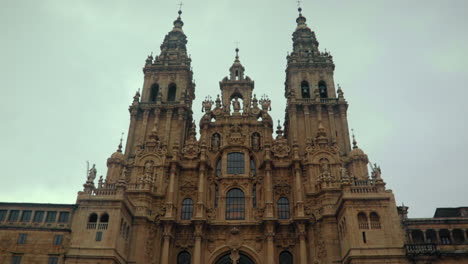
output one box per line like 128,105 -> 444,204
178,2 -> 184,11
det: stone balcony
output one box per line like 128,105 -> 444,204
405,243 -> 438,256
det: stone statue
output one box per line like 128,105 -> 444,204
87,164 -> 97,182
212,133 -> 220,150
144,160 -> 154,176
232,96 -> 241,112
340,167 -> 348,179
320,159 -> 330,174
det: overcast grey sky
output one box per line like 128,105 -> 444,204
1,0 -> 467,218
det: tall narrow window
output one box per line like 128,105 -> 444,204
301,80 -> 310,98
181,198 -> 194,220
250,159 -> 256,176
150,83 -> 159,102
11,255 -> 22,264
216,159 -> 221,176
20,211 -> 31,222
318,81 -> 328,98
358,212 -> 369,229
33,211 -> 44,223
226,188 -> 245,220
17,233 -> 27,244
426,229 -> 437,243
167,83 -> 177,102
8,210 -> 19,222
369,212 -> 381,229
227,152 -> 245,174
439,229 -> 451,245
87,213 -> 98,229
177,251 -> 191,264
279,251 -> 293,264
214,184 -> 219,208
53,235 -> 63,246
278,197 -> 290,219
96,231 -> 103,241
253,184 -> 257,208
99,213 -> 109,230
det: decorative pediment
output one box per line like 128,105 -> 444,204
136,132 -> 167,158
272,138 -> 290,158
228,123 -> 245,145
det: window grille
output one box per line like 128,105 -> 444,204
278,197 -> 290,219
20,211 -> 31,222
181,198 -> 194,220
33,211 -> 44,223
45,211 -> 57,223
8,210 -> 19,222
58,212 -> 70,223
53,235 -> 63,246
177,251 -> 191,264
226,188 -> 245,220
17,233 -> 27,244
227,152 -> 245,174
279,251 -> 293,264
0,210 -> 6,222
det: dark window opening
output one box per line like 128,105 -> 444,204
226,188 -> 245,220
168,83 -> 177,102
0,210 -> 7,222
178,251 -> 191,264
96,231 -> 103,242
58,212 -> 70,223
370,212 -> 381,229
227,152 -> 245,174
181,198 -> 194,220
214,184 -> 219,208
319,81 -> 328,98
45,211 -> 57,223
301,80 -> 310,98
48,257 -> 59,264
358,212 -> 369,229
278,197 -> 290,219
216,159 -> 221,176
440,229 -> 451,245
362,232 -> 367,243
33,211 -> 44,223
253,184 -> 257,208
11,255 -> 22,264
100,213 -> 109,223
150,83 -> 159,102
426,229 -> 437,243
20,211 -> 31,222
411,230 -> 424,244
8,210 -> 19,222
88,213 -> 98,223
53,235 -> 63,246
17,233 -> 27,244
279,251 -> 293,264
453,229 -> 464,244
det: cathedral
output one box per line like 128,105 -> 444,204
0,8 -> 467,264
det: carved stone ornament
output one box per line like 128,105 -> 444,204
274,184 -> 291,196
136,132 -> 167,157
180,180 -> 197,196
228,123 -> 245,145
271,138 -> 290,158
182,122 -> 200,159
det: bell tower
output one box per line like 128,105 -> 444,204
284,8 -> 351,155
125,10 -> 195,158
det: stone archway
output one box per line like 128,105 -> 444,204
215,252 -> 255,264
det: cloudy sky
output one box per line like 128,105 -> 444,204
1,0 -> 467,218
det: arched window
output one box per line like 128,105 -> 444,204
100,213 -> 109,223
87,213 -> 98,229
177,251 -> 191,264
301,81 -> 310,98
150,83 -> 159,102
168,83 -> 177,102
279,251 -> 293,264
181,198 -> 194,220
227,152 -> 245,174
411,230 -> 424,244
358,212 -> 369,229
369,212 -> 381,229
278,197 -> 290,219
226,188 -> 245,220
318,81 -> 328,98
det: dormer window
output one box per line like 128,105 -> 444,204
227,152 -> 244,174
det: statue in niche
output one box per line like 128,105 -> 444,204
211,133 -> 221,151
319,158 -> 331,180
232,96 -> 241,112
144,160 -> 154,179
252,133 -> 260,151
87,164 -> 97,182
340,167 -> 347,179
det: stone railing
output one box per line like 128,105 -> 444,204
353,179 -> 374,186
127,183 -> 157,193
405,243 -> 438,255
350,187 -> 378,194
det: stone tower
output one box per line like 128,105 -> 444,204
68,7 -> 409,264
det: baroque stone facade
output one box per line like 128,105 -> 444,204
1,8 -> 468,264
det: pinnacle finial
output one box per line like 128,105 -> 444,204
178,2 -> 184,17
351,128 -> 358,149
117,132 -> 124,152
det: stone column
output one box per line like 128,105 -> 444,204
193,223 -> 203,264
141,109 -> 150,140
304,106 -> 311,138
165,163 -> 177,218
264,163 -> 274,218
265,222 -> 275,264
125,108 -> 138,158
297,223 -> 308,264
195,164 -> 206,218
290,106 -> 298,141
294,163 -> 305,217
339,105 -> 350,153
160,223 -> 173,264
164,110 -> 173,146
327,105 -> 336,143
